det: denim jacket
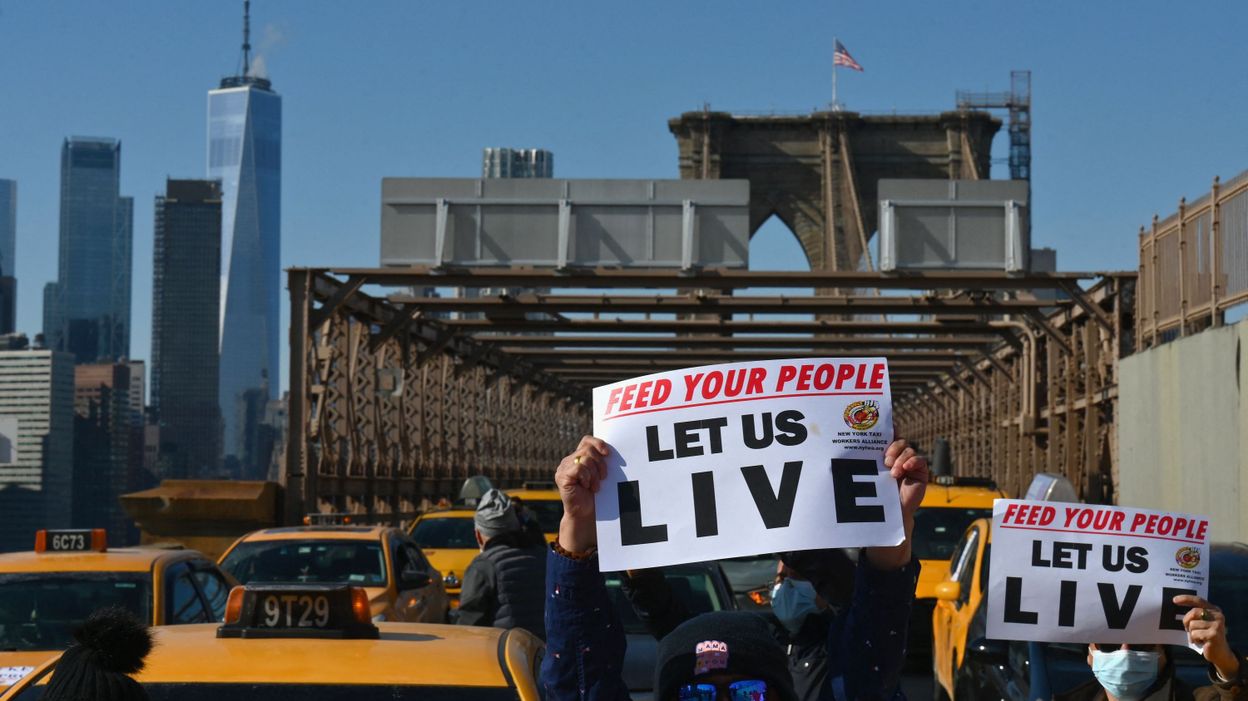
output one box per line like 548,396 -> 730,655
540,548 -> 920,701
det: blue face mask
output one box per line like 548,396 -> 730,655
770,579 -> 818,634
1090,648 -> 1161,701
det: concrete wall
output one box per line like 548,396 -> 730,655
1119,321 -> 1248,542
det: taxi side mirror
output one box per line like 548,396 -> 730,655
400,571 -> 431,590
966,638 -> 1009,667
934,581 -> 961,602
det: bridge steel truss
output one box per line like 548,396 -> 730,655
286,266 -> 1135,524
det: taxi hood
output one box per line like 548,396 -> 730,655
420,548 -> 478,586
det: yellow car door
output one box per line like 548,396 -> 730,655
931,522 -> 983,699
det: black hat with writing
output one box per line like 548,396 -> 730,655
654,611 -> 796,701
42,607 -> 153,701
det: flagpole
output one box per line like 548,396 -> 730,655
831,36 -> 838,111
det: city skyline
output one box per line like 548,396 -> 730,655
1,1 -> 1246,396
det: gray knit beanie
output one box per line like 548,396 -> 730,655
474,489 -> 521,538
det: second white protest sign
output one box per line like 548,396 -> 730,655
591,357 -> 904,571
986,499 -> 1211,645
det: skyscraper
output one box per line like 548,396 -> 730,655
0,179 -> 16,277
0,180 -> 16,335
482,148 -> 553,179
73,362 -> 142,545
0,348 -> 74,552
208,2 -> 281,477
152,180 -> 222,478
46,138 -> 133,363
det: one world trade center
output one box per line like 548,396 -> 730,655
208,1 -> 280,477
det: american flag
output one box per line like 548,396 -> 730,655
833,40 -> 864,72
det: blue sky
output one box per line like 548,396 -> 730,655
1,1 -> 1246,392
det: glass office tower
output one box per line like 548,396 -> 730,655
208,72 -> 280,478
47,138 -> 132,363
152,180 -> 223,478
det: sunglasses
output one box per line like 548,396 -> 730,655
1092,643 -> 1162,652
678,679 -> 769,701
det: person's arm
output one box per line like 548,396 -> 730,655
455,558 -> 496,627
1177,595 -> 1247,699
836,439 -> 928,700
539,436 -> 630,701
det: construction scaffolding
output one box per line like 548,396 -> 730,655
286,267 -> 1133,524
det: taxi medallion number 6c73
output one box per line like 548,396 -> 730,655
262,594 -> 331,628
51,533 -> 85,551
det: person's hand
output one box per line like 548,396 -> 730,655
865,438 -> 929,571
1177,595 -> 1241,681
884,438 -> 929,520
555,435 -> 609,554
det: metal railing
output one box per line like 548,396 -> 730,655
1137,171 -> 1248,347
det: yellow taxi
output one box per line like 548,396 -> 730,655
908,476 -> 1006,661
505,482 -> 564,543
931,517 -> 992,701
1,582 -> 543,701
408,508 -> 479,605
0,529 -> 234,689
217,525 -> 449,624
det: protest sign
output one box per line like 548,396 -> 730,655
986,499 -> 1210,645
591,357 -> 903,571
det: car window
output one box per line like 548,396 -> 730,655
605,566 -> 725,635
403,543 -> 434,574
192,567 -> 231,620
0,573 -> 152,651
219,540 -> 388,587
168,568 -> 210,624
956,530 -> 980,604
912,507 -> 993,561
411,517 -> 477,549
947,527 -> 977,583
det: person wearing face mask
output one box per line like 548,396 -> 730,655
1057,595 -> 1247,701
768,562 -> 837,701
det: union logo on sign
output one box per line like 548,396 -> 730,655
1175,546 -> 1201,570
843,400 -> 880,431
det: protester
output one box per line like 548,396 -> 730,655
1058,595 -> 1247,701
540,435 -> 928,701
510,495 -> 551,548
768,557 -> 848,701
456,488 -> 548,639
43,607 -> 153,701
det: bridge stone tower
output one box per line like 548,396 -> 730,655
669,110 -> 1001,271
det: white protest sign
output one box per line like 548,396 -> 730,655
591,358 -> 903,571
986,499 -> 1210,645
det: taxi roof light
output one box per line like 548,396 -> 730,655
217,584 -> 379,640
224,585 -> 246,624
351,587 -> 371,625
34,528 -> 108,553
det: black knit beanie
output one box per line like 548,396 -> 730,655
654,611 -> 797,701
43,607 -> 153,701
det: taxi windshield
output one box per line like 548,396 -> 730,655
0,573 -> 152,651
13,684 -> 521,700
912,507 -> 992,561
411,518 -> 477,549
220,541 -> 387,587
